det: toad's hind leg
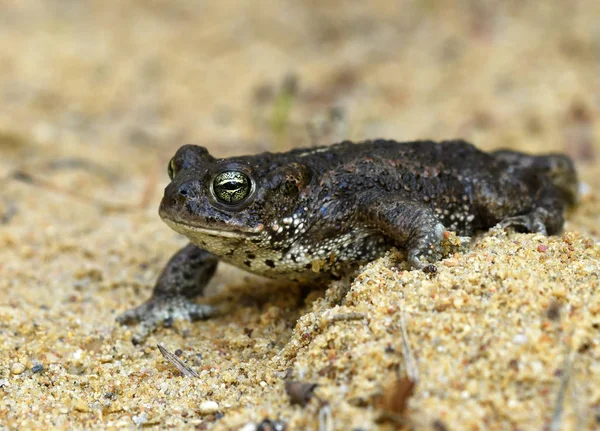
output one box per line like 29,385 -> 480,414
499,186 -> 567,235
117,243 -> 218,344
360,198 -> 447,269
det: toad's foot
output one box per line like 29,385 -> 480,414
116,243 -> 219,344
117,295 -> 216,345
360,199 -> 450,271
499,209 -> 549,235
407,222 -> 447,269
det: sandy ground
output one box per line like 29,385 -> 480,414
1,1 -> 600,430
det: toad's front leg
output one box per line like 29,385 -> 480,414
117,243 -> 218,344
359,198 -> 448,269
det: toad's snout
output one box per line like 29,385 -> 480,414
160,179 -> 204,219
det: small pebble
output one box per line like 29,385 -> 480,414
537,244 -> 547,252
285,380 -> 318,406
199,400 -> 219,414
443,258 -> 459,267
132,413 -> 148,426
452,297 -> 464,309
73,399 -> 90,412
513,333 -> 528,345
11,363 -> 26,375
32,364 -> 44,373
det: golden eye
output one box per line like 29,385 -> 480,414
168,158 -> 176,180
213,171 -> 252,204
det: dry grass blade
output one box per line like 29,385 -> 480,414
400,312 -> 419,382
8,158 -> 158,213
570,363 -> 586,431
376,310 -> 418,428
318,403 -> 333,431
549,351 -> 573,431
326,312 -> 367,325
157,344 -> 200,378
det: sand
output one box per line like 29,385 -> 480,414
1,1 -> 599,430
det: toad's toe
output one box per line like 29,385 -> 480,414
117,295 -> 216,344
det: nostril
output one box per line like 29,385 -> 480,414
178,186 -> 189,196
172,182 -> 197,201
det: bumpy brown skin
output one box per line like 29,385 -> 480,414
117,139 -> 578,343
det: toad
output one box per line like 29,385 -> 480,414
118,139 -> 578,343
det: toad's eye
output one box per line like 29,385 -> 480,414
212,171 -> 252,205
168,158 -> 176,180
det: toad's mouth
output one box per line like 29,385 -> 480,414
161,216 -> 264,239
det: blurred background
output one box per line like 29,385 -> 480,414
1,2 -> 599,429
1,0 -> 598,214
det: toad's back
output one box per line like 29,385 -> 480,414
279,140 -> 577,237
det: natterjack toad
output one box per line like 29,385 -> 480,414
118,140 -> 578,343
